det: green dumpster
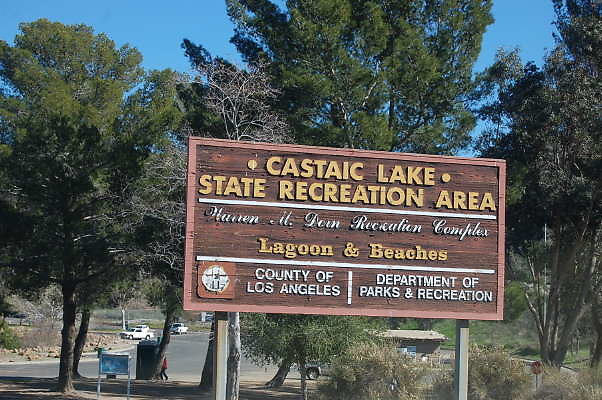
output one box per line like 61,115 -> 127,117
136,341 -> 159,380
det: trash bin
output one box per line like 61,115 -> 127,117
96,347 -> 104,358
136,340 -> 159,380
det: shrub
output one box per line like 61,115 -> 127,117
315,342 -> 426,400
532,367 -> 602,400
0,320 -> 21,349
432,345 -> 531,400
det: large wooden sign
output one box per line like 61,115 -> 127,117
184,138 -> 506,320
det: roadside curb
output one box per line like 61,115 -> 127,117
0,345 -> 135,367
83,344 -> 136,357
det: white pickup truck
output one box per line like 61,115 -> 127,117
169,323 -> 189,335
120,326 -> 154,340
134,324 -> 150,331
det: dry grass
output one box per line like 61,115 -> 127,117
315,342 -> 426,400
532,368 -> 602,400
18,324 -> 61,349
431,345 -> 531,400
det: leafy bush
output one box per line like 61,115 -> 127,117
432,345 -> 531,400
315,342 -> 426,400
531,367 -> 602,400
0,320 -> 21,349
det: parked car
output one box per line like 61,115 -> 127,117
304,362 -> 330,380
3,311 -> 27,319
120,327 -> 154,340
119,328 -> 134,339
169,323 -> 189,335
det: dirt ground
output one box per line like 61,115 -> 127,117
0,377 -> 317,400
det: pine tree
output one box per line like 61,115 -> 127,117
226,0 -> 493,153
0,20 -> 181,392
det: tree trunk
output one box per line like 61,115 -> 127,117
226,312 -> 241,400
72,308 -> 91,378
591,282 -> 602,368
152,309 -> 174,379
524,234 -> 595,368
299,359 -> 308,400
591,333 -> 602,368
121,308 -> 126,330
57,282 -> 77,393
199,320 -> 215,391
549,243 -> 596,367
265,357 -> 292,388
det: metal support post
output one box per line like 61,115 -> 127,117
97,355 -> 101,400
213,312 -> 228,400
127,355 -> 131,400
454,319 -> 469,400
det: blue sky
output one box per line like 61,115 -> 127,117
1,0 -> 557,74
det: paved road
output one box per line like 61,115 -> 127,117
0,333 -> 280,383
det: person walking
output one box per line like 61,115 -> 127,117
160,356 -> 168,381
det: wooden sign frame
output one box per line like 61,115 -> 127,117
184,138 -> 505,320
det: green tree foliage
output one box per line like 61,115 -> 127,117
476,1 -> 602,366
226,0 -> 493,152
503,281 -> 528,323
555,0 -> 602,370
241,313 -> 383,399
0,20 -> 181,392
0,269 -> 14,319
316,342 -> 426,400
0,320 -> 20,350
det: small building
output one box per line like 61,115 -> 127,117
380,330 -> 447,358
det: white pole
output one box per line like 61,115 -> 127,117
213,312 -> 228,400
454,320 -> 469,400
544,223 -> 547,320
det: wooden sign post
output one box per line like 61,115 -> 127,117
183,138 -> 506,399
